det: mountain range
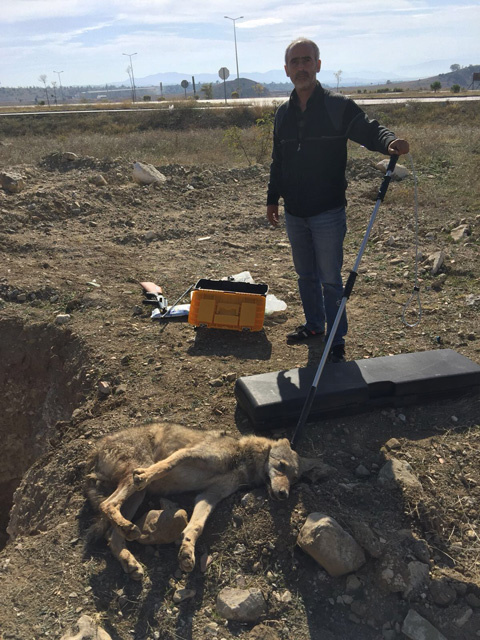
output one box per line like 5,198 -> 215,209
115,59 -> 474,89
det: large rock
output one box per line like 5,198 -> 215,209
450,224 -> 470,242
60,614 -> 112,640
132,161 -> 167,185
428,250 -> 445,276
297,513 -> 366,576
378,458 -> 423,492
402,608 -> 448,640
375,159 -> 409,179
0,171 -> 25,193
216,587 -> 266,622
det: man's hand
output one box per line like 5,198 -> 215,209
388,139 -> 410,156
267,204 -> 280,227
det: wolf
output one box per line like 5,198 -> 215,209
85,421 -> 331,580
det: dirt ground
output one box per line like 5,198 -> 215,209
0,151 -> 479,640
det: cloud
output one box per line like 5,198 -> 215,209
238,18 -> 283,29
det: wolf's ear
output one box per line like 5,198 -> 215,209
299,456 -> 334,481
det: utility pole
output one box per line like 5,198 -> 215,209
122,52 -> 137,102
224,16 -> 243,94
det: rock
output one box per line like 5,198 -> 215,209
466,592 -> 480,608
428,250 -> 445,276
144,230 -> 156,242
378,458 -> 423,492
375,159 -> 410,179
114,383 -> 127,395
411,539 -> 430,564
55,313 -> 71,325
0,171 -> 25,193
97,381 -> 112,396
402,608 -> 448,640
134,499 -> 187,545
173,588 -> 196,603
454,607 -> 473,628
60,614 -> 112,640
248,624 -> 281,640
216,587 -> 266,622
385,437 -> 401,450
349,520 -> 383,558
377,556 -> 408,594
403,561 -> 430,598
355,464 -> 370,478
132,161 -> 167,185
297,513 -> 366,577
345,574 -> 362,593
429,579 -> 456,606
91,174 -> 108,186
450,224 -> 470,242
62,152 -> 78,161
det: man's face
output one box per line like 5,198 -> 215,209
284,43 -> 321,92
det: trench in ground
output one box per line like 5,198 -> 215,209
0,318 -> 91,550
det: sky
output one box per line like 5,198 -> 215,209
1,0 -> 479,87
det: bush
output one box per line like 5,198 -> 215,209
451,84 -> 461,94
143,95 -> 152,102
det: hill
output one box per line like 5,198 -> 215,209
348,65 -> 480,91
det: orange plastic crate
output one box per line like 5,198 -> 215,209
188,279 -> 268,332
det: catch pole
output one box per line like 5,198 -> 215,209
291,154 -> 399,448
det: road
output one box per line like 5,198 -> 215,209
0,94 -> 478,117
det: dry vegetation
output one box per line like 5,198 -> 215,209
0,100 -> 479,640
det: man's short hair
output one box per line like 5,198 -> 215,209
285,38 -> 320,64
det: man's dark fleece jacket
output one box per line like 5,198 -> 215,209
267,82 -> 397,217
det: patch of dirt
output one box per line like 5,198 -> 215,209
0,153 -> 479,639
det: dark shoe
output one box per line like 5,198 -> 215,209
328,344 -> 346,363
287,325 -> 324,342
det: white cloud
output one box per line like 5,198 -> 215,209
238,18 -> 283,29
1,1 -> 479,86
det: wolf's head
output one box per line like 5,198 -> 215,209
267,438 -> 330,500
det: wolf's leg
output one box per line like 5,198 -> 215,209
106,490 -> 146,580
178,475 -> 238,572
133,446 -> 211,490
99,477 -> 144,540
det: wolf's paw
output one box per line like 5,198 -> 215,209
178,543 -> 196,573
119,549 -> 144,580
132,468 -> 149,490
123,522 -> 142,541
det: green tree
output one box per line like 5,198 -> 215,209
450,64 -> 461,72
451,84 -> 461,93
430,81 -> 441,92
200,83 -> 213,99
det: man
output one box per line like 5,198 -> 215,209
267,38 -> 409,362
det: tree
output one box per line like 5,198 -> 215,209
201,83 -> 213,100
430,81 -> 441,93
39,74 -> 50,106
450,64 -> 461,72
334,70 -> 343,91
451,84 -> 461,93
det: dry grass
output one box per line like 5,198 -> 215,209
1,101 -> 479,205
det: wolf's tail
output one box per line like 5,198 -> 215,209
84,453 -> 111,541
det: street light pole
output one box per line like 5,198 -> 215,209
224,15 -> 243,93
122,52 -> 138,102
53,70 -> 64,103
